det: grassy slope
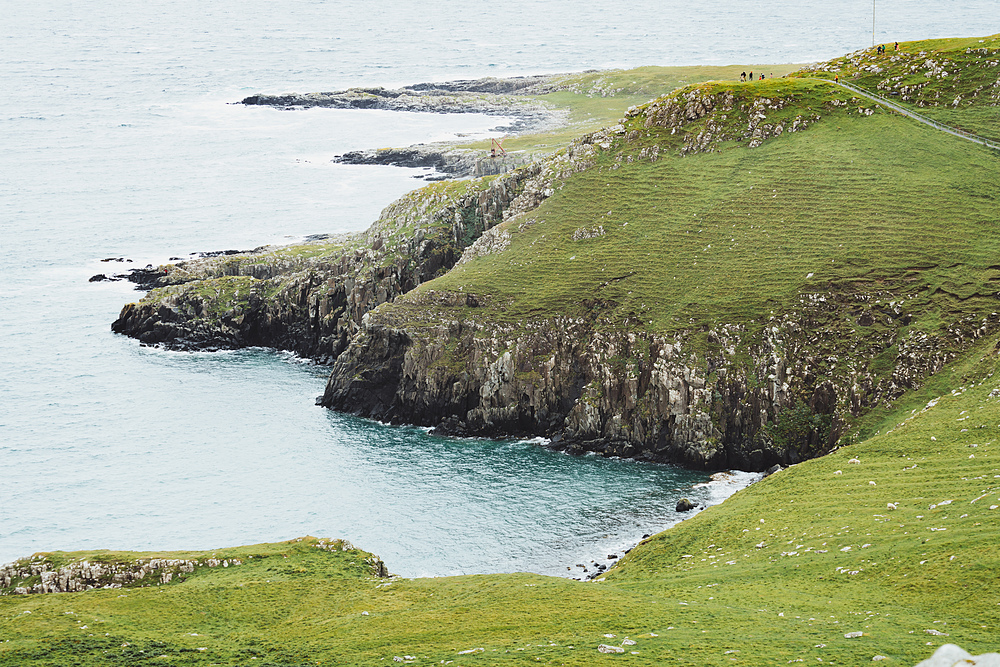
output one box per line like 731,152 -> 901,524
2,336 -> 998,666
792,33 -> 1000,139
413,78 -> 1000,342
467,64 -> 801,155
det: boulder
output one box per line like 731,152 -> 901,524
676,497 -> 696,512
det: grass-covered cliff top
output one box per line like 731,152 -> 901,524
470,64 -> 802,154
390,53 -> 1000,347
4,332 -> 999,665
791,33 -> 1000,139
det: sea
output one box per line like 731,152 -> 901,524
1,0 -> 994,578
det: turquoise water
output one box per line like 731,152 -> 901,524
1,0 -> 993,577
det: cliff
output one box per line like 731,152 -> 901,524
111,147 -> 592,360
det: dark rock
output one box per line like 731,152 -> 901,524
676,498 -> 696,512
762,464 -> 783,478
607,554 -> 618,559
89,274 -> 113,282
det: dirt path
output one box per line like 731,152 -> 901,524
829,79 -> 1000,152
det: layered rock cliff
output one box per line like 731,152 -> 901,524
321,284 -> 998,469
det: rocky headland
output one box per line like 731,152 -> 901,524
113,45 -> 1000,471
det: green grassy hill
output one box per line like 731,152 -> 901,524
412,76 -> 1000,337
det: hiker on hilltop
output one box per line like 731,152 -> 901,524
740,71 -> 746,81
749,71 -> 753,81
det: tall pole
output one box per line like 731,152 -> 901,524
872,0 -> 876,47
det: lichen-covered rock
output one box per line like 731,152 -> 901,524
321,288 -> 999,471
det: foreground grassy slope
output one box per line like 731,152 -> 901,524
3,334 -> 999,665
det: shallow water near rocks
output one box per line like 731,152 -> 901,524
1,0 -> 992,577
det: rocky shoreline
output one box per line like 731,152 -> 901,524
239,74 -> 571,132
240,74 -> 575,178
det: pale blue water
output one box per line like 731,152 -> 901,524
1,0 -> 994,577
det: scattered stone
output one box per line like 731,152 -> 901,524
457,648 -> 484,655
844,631 -> 864,638
924,629 -> 949,636
598,644 -> 625,654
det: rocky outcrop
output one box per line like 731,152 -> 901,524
1,538 -> 389,596
0,556 -> 240,595
111,144 -> 598,357
635,86 -> 828,153
321,289 -> 1000,470
334,145 -> 533,179
240,81 -> 565,135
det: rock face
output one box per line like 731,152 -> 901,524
111,148 -> 589,359
321,295 -> 998,470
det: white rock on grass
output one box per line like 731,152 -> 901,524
844,631 -> 864,638
599,644 -> 625,653
914,644 -> 1000,667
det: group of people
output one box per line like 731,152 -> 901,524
739,71 -> 768,82
875,42 -> 899,55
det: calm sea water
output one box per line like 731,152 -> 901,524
1,0 -> 994,577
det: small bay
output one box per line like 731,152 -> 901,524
1,0 -> 992,576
